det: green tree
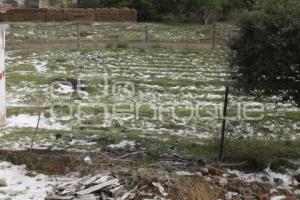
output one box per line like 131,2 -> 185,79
187,0 -> 231,25
229,0 -> 300,105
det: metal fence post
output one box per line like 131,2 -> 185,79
76,22 -> 80,48
218,86 -> 229,161
212,23 -> 216,50
144,24 -> 149,43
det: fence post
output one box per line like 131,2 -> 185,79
218,86 -> 229,161
76,22 -> 80,48
144,24 -> 149,43
30,111 -> 41,152
11,24 -> 15,50
212,23 -> 216,50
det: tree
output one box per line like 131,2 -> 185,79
229,0 -> 300,105
187,0 -> 232,25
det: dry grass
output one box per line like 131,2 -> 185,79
171,177 -> 222,200
129,168 -> 222,200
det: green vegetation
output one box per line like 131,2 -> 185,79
229,0 -> 300,105
78,0 -> 253,22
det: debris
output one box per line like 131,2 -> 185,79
175,171 -> 194,176
108,140 -> 136,150
48,174 -> 127,200
77,179 -> 119,196
219,178 -> 229,187
152,182 -> 168,197
46,195 -> 73,200
83,156 -> 93,165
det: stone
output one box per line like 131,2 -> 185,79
219,178 -> 229,187
195,172 -> 203,177
200,167 -> 209,175
250,182 -> 262,193
208,167 -> 223,176
0,179 -> 7,187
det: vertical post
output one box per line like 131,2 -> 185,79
218,86 -> 229,161
0,25 -> 6,127
144,24 -> 149,43
212,23 -> 216,50
11,24 -> 15,50
30,112 -> 41,151
76,22 -> 80,48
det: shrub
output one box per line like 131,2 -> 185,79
229,0 -> 300,105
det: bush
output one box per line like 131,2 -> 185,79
229,0 -> 300,105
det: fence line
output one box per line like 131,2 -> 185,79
3,22 -> 231,50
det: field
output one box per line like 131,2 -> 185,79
1,22 -> 300,200
6,22 -> 237,44
3,48 -> 300,152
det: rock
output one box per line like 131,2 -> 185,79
175,171 -> 193,176
0,179 -> 7,187
208,167 -> 223,176
200,167 -> 209,175
204,177 -> 211,182
196,172 -> 202,177
219,178 -> 229,187
225,192 -> 238,200
250,182 -> 262,193
84,156 -> 93,165
227,173 -> 238,179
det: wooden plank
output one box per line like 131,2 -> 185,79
46,195 -> 73,200
77,194 -> 100,200
77,179 -> 119,196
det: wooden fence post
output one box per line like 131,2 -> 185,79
144,24 -> 149,42
76,22 -> 81,48
11,24 -> 15,50
218,86 -> 229,161
212,23 -> 216,50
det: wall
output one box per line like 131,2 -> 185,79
0,8 -> 137,22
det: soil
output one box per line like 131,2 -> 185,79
0,149 -> 111,175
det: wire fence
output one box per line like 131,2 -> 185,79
4,22 -> 239,50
